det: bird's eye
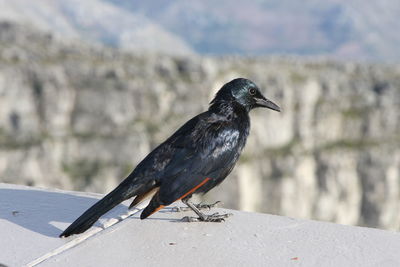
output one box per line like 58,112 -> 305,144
249,88 -> 256,95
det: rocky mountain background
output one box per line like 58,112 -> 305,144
1,21 -> 399,230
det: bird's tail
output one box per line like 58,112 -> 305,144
60,181 -> 139,238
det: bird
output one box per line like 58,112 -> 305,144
60,78 -> 280,237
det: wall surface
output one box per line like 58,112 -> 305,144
1,183 -> 400,267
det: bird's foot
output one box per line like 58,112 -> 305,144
180,212 -> 233,223
196,201 -> 222,210
172,201 -> 222,212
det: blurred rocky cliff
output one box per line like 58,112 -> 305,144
1,22 -> 399,230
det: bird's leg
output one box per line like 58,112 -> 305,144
180,199 -> 232,222
171,201 -> 222,212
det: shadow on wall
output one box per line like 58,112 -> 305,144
0,187 -> 191,238
0,188 -> 129,238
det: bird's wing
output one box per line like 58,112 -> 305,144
127,112 -> 205,181
155,112 -> 241,205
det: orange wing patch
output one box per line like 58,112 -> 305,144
149,204 -> 165,215
175,177 -> 211,201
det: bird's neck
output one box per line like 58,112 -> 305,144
209,100 -> 250,121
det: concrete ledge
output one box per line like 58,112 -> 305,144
1,183 -> 399,267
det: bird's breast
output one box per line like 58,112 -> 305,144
210,128 -> 243,158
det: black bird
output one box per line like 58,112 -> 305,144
60,78 -> 280,237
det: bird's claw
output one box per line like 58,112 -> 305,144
180,212 -> 233,223
205,212 -> 233,222
196,201 -> 222,210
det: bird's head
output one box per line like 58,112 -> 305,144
210,78 -> 281,112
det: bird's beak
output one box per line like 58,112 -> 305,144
255,97 -> 281,112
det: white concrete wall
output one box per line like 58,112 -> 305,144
0,183 -> 400,267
